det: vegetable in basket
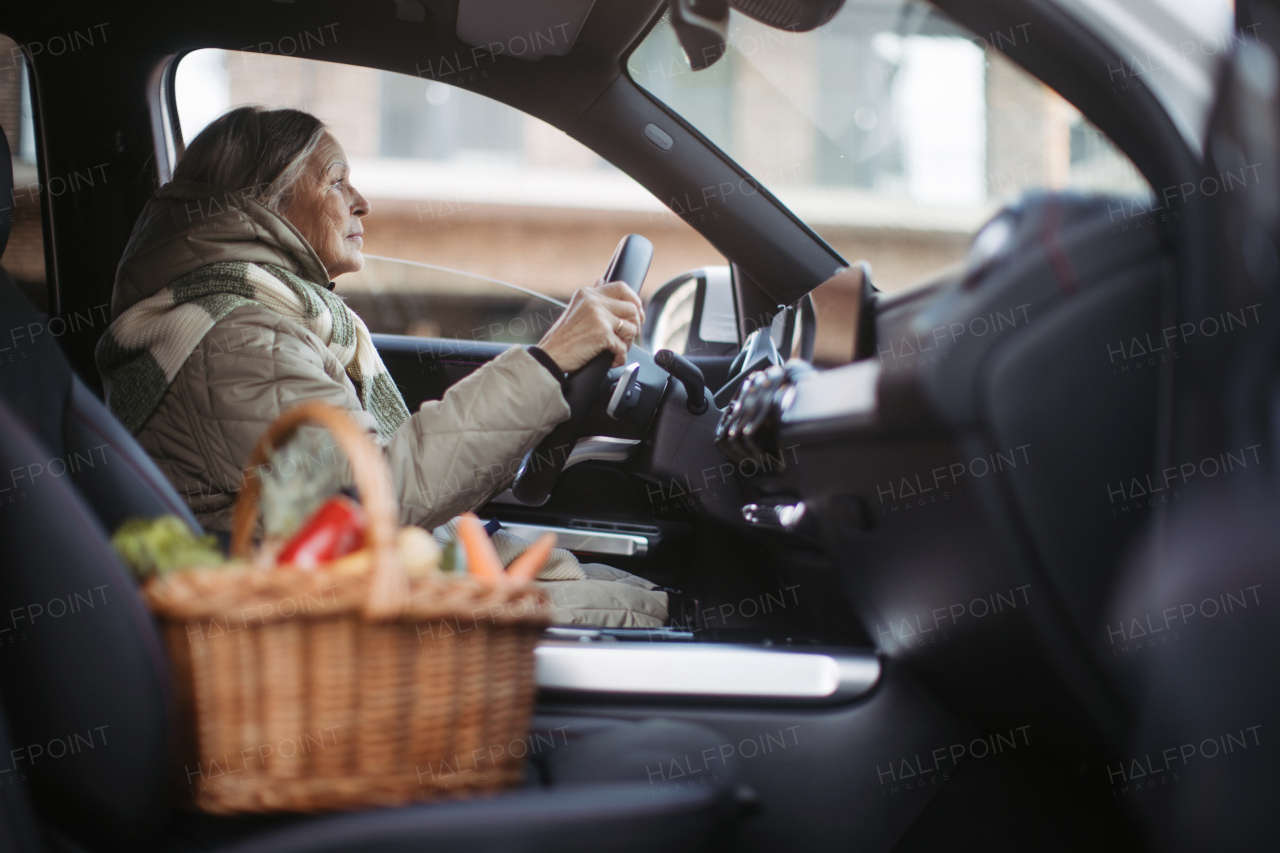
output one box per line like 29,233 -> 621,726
258,426 -> 347,539
271,495 -> 441,577
111,515 -> 224,580
505,532 -> 557,583
439,537 -> 461,574
277,495 -> 367,569
454,513 -> 556,584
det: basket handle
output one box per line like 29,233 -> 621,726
230,401 -> 406,619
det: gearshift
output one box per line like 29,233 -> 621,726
655,349 -> 709,415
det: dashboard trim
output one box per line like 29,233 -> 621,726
535,641 -> 881,702
498,522 -> 650,557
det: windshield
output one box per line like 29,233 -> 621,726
628,0 -> 1152,294
341,255 -> 564,343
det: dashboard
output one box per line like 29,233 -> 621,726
709,192 -> 1176,751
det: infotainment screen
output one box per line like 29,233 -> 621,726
807,263 -> 876,367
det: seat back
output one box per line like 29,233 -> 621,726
0,685 -> 44,853
0,397 -> 174,851
0,127 -> 180,850
0,268 -> 199,520
1104,4 -> 1280,847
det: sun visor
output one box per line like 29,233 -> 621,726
456,0 -> 598,62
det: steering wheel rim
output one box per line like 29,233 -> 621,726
510,351 -> 615,505
510,235 -> 653,506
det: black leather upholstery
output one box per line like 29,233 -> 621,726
0,264 -> 70,460
0,397 -> 174,852
0,265 -> 201,535
64,375 -> 200,533
0,687 -> 44,853
1106,482 -> 1280,851
157,783 -> 730,853
1102,6 -> 1280,848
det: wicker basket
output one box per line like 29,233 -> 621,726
144,402 -> 551,814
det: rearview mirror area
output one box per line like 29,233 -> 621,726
669,0 -> 850,71
670,0 -> 729,71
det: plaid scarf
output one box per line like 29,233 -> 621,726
95,261 -> 409,440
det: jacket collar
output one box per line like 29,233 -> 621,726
111,181 -> 330,318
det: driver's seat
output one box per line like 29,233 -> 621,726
0,126 -> 741,853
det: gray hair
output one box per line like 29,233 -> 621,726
173,106 -> 327,213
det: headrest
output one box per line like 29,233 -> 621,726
1,125 -> 12,257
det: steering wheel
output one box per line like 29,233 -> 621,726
511,235 -> 655,506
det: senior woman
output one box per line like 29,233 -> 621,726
96,106 -> 666,627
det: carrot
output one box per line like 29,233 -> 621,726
456,513 -> 504,582
505,533 -> 558,584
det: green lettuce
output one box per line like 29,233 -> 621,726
111,515 -> 225,580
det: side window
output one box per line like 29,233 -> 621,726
0,35 -> 48,312
629,5 -> 1152,365
174,48 -> 725,341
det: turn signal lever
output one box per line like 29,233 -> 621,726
656,349 -> 709,415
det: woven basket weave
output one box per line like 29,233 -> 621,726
144,402 -> 551,814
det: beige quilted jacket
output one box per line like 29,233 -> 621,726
107,183 -> 667,628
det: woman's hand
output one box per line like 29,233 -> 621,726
537,280 -> 646,372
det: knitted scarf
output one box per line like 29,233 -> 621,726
95,261 -> 409,439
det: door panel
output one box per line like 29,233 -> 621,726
532,660 -> 968,853
374,333 -> 506,408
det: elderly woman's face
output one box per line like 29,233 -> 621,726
282,132 -> 369,278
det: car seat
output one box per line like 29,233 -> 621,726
1102,13 -> 1280,850
0,126 -> 742,853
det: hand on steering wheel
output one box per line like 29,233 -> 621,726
512,235 -> 653,505
536,279 -> 646,371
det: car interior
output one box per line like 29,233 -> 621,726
1,0 -> 1279,850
